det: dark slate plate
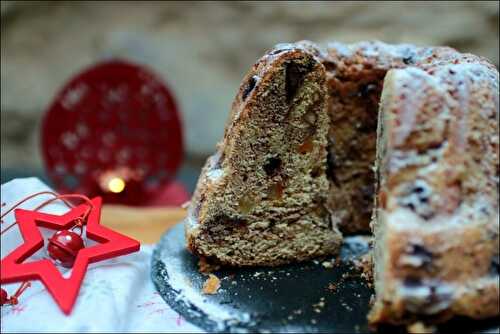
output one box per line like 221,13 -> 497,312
152,222 -> 500,333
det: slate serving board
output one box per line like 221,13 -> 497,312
152,222 -> 499,333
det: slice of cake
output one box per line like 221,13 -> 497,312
185,46 -> 343,266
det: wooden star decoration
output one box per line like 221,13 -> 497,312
0,197 -> 140,314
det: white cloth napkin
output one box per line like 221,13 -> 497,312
0,177 -> 201,333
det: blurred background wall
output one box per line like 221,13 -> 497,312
1,1 -> 499,185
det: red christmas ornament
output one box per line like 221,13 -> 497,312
0,197 -> 140,314
0,288 -> 7,306
47,230 -> 85,268
41,60 -> 184,205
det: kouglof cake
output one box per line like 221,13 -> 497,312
185,40 -> 499,325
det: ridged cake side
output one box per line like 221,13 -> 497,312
369,62 -> 499,325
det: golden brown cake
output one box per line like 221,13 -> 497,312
185,40 -> 499,325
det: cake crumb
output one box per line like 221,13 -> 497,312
322,261 -> 334,268
407,321 -> 436,333
312,298 -> 326,314
351,252 -> 373,283
202,274 -> 221,295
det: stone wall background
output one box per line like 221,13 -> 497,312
1,1 -> 498,171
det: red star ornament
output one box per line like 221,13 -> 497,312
0,197 -> 140,314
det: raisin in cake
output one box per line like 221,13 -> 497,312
185,41 -> 499,324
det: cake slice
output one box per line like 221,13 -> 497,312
185,45 -> 343,266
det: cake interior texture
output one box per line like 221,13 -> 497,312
186,48 -> 343,266
324,53 -> 385,234
185,40 -> 499,325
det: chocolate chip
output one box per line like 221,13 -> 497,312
406,202 -> 416,211
407,244 -> 433,267
263,157 -> 282,177
403,56 -> 414,65
402,50 -> 416,65
414,186 -> 424,193
480,206 -> 492,217
403,276 -> 422,287
411,182 -> 431,199
358,83 -> 378,98
323,61 -> 337,71
427,141 -> 443,150
285,61 -> 313,103
310,166 -> 321,178
399,180 -> 434,219
401,278 -> 453,315
242,75 -> 258,100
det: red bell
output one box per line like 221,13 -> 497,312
1,288 -> 8,306
47,230 -> 85,268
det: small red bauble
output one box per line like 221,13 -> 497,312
1,288 -> 7,305
47,230 -> 85,268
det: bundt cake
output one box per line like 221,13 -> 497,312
185,40 -> 499,325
